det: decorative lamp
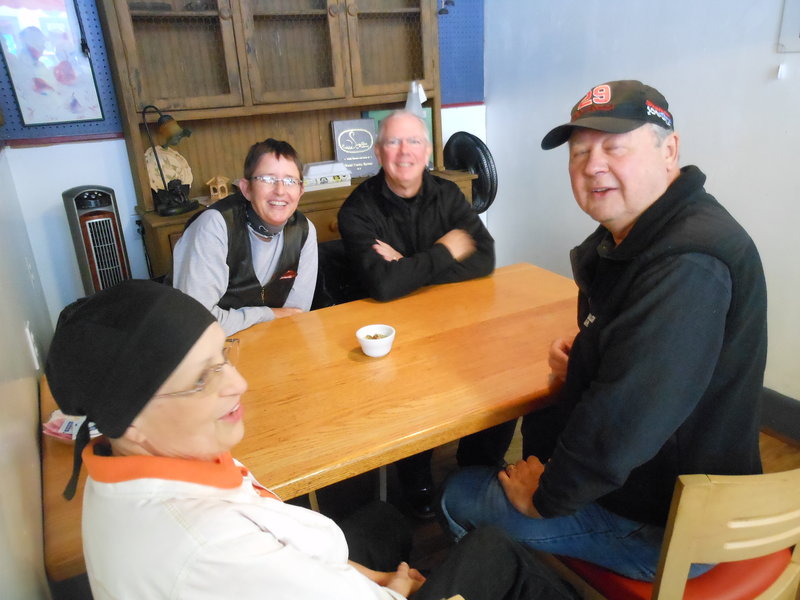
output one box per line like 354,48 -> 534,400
156,112 -> 191,148
142,104 -> 198,216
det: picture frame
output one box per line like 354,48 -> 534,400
0,0 -> 103,125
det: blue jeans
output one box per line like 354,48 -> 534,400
440,466 -> 713,581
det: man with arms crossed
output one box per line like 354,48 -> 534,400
338,110 -> 513,518
338,110 -> 494,301
440,80 -> 768,581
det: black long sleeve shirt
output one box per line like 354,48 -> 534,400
338,169 -> 495,301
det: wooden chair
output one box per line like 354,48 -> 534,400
542,468 -> 800,600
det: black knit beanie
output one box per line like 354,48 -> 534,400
45,279 -> 216,499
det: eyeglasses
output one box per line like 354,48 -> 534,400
250,174 -> 302,188
154,338 -> 240,398
381,137 -> 428,148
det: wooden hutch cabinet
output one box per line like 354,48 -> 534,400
241,1 -> 437,103
117,0 -> 243,111
98,0 -> 469,277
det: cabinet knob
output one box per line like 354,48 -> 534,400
219,6 -> 232,20
328,4 -> 339,16
329,220 -> 339,233
347,3 -> 358,16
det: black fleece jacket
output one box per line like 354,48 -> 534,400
532,166 -> 767,526
337,169 -> 495,301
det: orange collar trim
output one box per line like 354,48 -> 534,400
82,438 -> 244,489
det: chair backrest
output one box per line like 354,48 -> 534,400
653,468 -> 800,599
311,239 -> 367,310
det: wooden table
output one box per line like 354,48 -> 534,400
41,262 -> 577,581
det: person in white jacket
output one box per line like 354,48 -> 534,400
45,279 -> 576,600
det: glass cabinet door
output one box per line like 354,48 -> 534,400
345,0 -> 436,97
241,0 -> 347,104
116,0 -> 243,111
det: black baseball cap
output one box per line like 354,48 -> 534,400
541,80 -> 674,150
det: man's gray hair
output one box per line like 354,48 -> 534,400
377,110 -> 431,145
649,123 -> 673,146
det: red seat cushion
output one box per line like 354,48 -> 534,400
559,548 -> 791,600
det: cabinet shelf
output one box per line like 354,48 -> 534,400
139,90 -> 432,122
130,10 -> 221,17
252,10 -> 328,17
246,8 -> 421,16
358,8 -> 421,14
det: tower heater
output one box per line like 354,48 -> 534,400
63,185 -> 131,295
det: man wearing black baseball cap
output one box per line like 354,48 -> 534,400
442,80 -> 768,581
540,80 -> 674,150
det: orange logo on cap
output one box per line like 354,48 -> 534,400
576,84 -> 612,112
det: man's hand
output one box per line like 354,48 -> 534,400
372,239 -> 404,262
498,456 -> 545,518
272,307 -> 302,319
548,336 -> 574,382
436,229 -> 476,262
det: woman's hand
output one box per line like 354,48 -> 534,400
349,560 -> 426,597
385,561 -> 426,597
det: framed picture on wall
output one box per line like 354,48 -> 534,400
0,0 -> 103,125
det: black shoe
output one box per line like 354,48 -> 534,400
405,485 -> 436,520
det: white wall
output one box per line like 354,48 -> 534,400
484,0 -> 800,399
1,138 -> 149,597
442,104 -> 487,145
9,138 -> 148,327
0,148 -> 52,599
0,143 -> 146,598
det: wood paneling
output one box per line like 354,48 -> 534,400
141,104 -> 399,192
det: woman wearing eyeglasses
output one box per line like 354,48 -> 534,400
46,280 -> 576,600
170,138 -> 318,336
